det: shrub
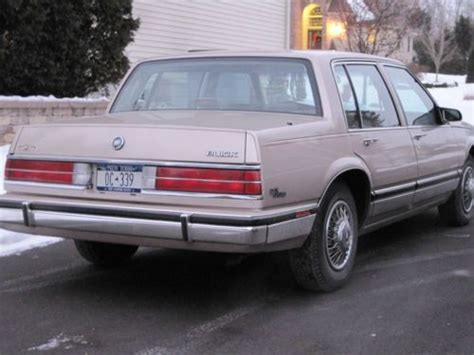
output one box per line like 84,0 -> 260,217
422,82 -> 449,89
0,0 -> 139,97
467,49 -> 474,84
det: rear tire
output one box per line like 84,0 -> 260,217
74,240 -> 138,266
438,157 -> 474,227
288,182 -> 358,292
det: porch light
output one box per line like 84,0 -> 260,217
328,21 -> 345,38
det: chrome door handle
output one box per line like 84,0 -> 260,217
363,138 -> 379,146
413,134 -> 427,140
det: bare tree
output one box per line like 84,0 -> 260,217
453,0 -> 464,19
459,0 -> 474,21
452,0 -> 474,22
334,0 -> 419,56
418,0 -> 458,82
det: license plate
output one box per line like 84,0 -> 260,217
96,164 -> 142,193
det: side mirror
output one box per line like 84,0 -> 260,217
441,107 -> 462,122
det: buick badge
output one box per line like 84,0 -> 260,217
112,136 -> 125,150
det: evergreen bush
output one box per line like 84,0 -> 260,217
467,49 -> 474,84
0,0 -> 139,97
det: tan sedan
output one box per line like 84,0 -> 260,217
1,51 -> 473,291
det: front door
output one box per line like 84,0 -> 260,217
333,64 -> 418,219
384,66 -> 461,204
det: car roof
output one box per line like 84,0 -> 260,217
135,50 -> 404,66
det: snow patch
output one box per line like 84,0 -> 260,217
28,333 -> 88,352
452,269 -> 472,277
0,95 -> 109,103
0,233 -> 60,257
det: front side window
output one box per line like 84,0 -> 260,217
384,67 -> 437,126
111,58 -> 322,116
345,65 -> 400,128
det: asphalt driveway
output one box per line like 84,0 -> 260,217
1,209 -> 473,355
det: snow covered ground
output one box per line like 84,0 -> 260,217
419,73 -> 473,124
428,86 -> 474,124
419,73 -> 467,86
0,145 -> 60,257
464,85 -> 474,100
0,73 -> 472,257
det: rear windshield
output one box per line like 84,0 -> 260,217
111,57 -> 322,116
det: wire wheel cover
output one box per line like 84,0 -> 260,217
462,166 -> 474,213
325,200 -> 354,270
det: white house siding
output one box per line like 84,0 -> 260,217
126,0 -> 289,63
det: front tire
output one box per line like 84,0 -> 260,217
74,240 -> 138,266
288,183 -> 358,292
438,157 -> 474,226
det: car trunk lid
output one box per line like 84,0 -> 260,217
11,109 -> 316,163
13,123 -> 249,165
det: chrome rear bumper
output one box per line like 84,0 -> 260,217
0,199 -> 317,253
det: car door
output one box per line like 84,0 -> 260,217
383,66 -> 461,204
333,63 -> 418,219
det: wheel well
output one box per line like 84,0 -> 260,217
470,146 -> 474,159
330,170 -> 371,226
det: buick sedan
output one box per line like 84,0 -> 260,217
0,51 -> 472,291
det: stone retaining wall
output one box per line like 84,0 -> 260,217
0,98 -> 109,145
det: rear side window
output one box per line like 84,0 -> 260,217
345,65 -> 400,128
334,65 -> 360,129
384,67 -> 437,126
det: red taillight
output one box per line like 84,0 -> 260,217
155,167 -> 262,195
5,159 -> 74,184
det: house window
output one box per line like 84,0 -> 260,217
309,6 -> 322,16
302,4 -> 324,50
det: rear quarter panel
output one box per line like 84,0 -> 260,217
257,127 -> 369,208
